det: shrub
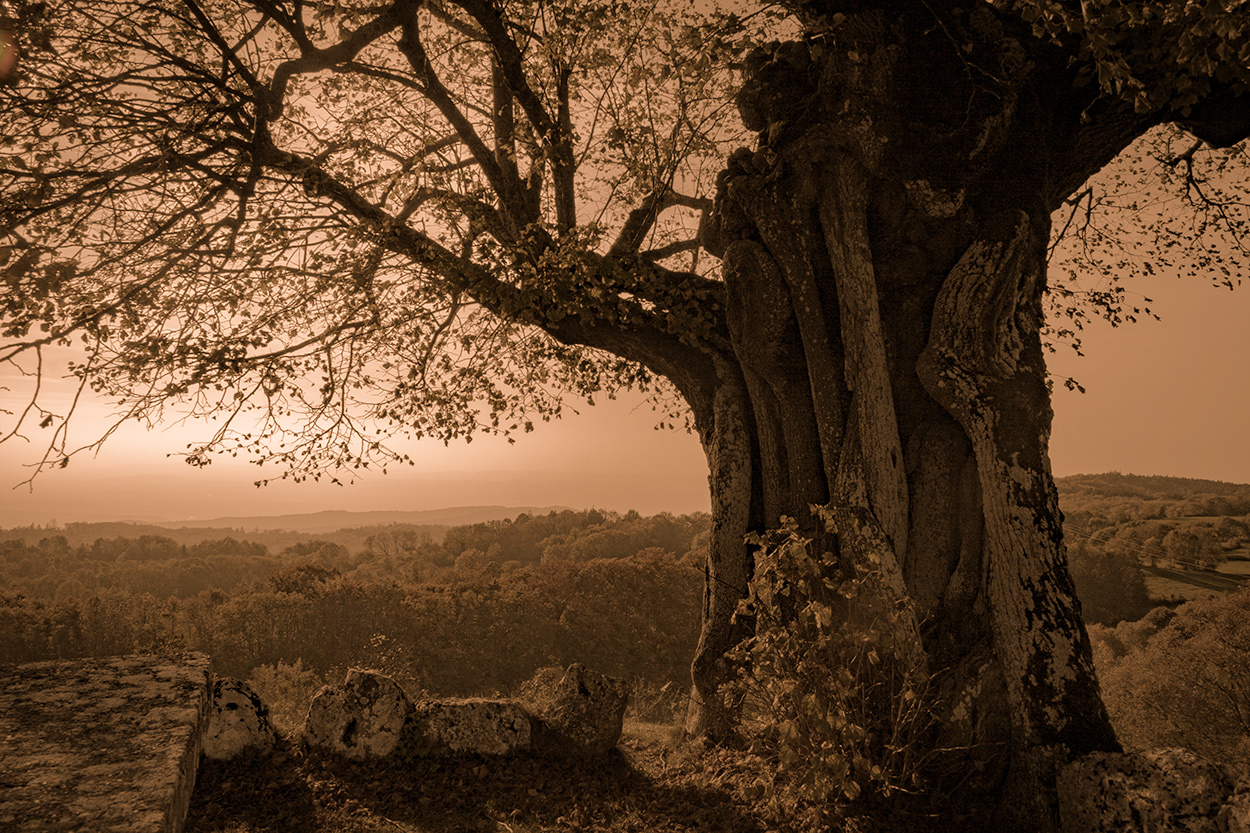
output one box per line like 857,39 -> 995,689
1068,542 -> 1153,625
625,678 -> 686,725
247,659 -> 327,737
723,517 -> 935,823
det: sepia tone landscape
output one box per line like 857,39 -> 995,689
2,474 -> 1250,831
1,0 -> 1248,830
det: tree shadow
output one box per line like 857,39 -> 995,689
324,745 -> 771,833
186,738 -> 774,833
186,744 -> 318,832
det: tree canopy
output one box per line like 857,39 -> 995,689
1,0 -> 778,476
2,0 -> 1244,475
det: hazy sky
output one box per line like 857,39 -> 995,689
1047,269 -> 1249,483
2,262 -> 1245,527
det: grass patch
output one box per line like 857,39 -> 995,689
622,719 -> 684,751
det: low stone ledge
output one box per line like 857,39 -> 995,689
408,698 -> 534,756
0,653 -> 212,833
1058,747 -> 1238,833
299,665 -> 628,762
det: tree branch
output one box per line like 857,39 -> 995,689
265,1 -> 406,122
609,188 -> 713,258
395,10 -> 531,240
643,239 -> 701,261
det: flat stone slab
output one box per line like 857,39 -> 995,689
0,654 -> 211,833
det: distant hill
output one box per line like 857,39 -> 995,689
1056,472 -> 1250,501
155,505 -> 571,534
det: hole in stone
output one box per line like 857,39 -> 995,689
342,718 -> 358,745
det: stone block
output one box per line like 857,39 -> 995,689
1219,778 -> 1250,833
301,669 -> 411,760
408,698 -> 533,756
520,663 -> 629,756
202,677 -> 277,760
0,653 -> 211,833
1058,747 -> 1233,833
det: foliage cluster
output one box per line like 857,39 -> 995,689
1090,589 -> 1250,776
0,0 -> 772,480
1,532 -> 287,597
0,552 -> 702,694
722,517 -> 934,826
429,508 -> 709,568
0,509 -> 710,599
0,520 -> 451,563
0,533 -> 342,599
1058,473 -> 1250,524
245,657 -> 328,736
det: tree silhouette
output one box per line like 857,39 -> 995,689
2,0 -> 1248,828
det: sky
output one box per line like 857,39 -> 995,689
0,388 -> 712,525
2,260 -> 1246,527
1046,269 -> 1250,483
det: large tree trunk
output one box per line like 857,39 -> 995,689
681,4 -> 1153,829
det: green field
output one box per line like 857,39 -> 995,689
1143,563 -> 1249,601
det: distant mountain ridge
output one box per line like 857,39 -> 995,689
155,505 -> 571,533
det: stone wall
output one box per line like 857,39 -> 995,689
0,654 -> 211,833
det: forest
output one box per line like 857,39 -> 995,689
1059,472 -> 1250,622
1053,474 -> 1250,776
3,477 -> 1249,782
0,509 -> 708,728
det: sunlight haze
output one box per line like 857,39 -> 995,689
3,266 -> 1247,527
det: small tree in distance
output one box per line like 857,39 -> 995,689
1067,541 -> 1153,626
2,0 -> 1248,829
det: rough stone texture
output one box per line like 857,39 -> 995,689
301,669 -> 411,760
202,677 -> 277,760
520,663 -> 629,756
409,699 -> 534,756
0,653 -> 211,833
1220,778 -> 1250,833
1058,747 -> 1234,833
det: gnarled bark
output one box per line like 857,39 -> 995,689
675,2 -> 1248,827
686,3 -> 1151,829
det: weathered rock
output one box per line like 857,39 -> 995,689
301,669 -> 411,760
203,677 -> 278,760
521,663 -> 629,756
1219,778 -> 1250,833
1058,747 -> 1233,833
408,698 -> 533,756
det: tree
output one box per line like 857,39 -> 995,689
361,527 -> 430,561
1,0 -> 1248,829
1067,541 -> 1152,626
